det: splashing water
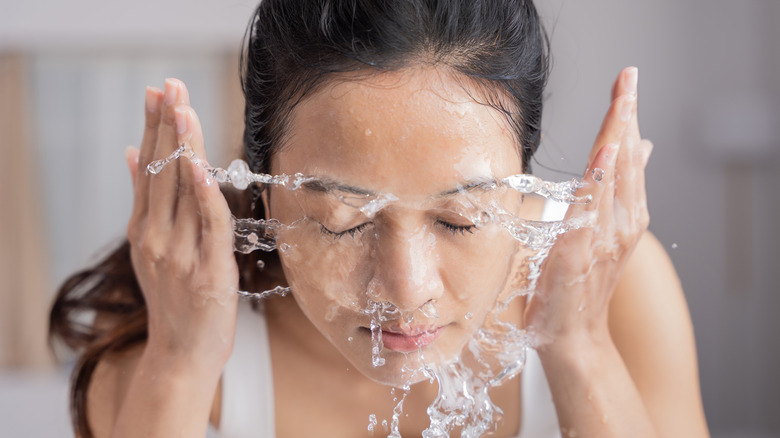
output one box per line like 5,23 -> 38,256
236,285 -> 291,300
233,217 -> 281,254
389,385 -> 411,438
364,288 -> 402,368
501,174 -> 589,204
148,145 -> 594,436
148,144 -> 589,204
368,414 -> 378,432
371,315 -> 387,368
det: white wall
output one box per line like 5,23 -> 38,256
534,1 -> 780,435
1,0 -> 257,49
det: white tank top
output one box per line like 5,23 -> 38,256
211,200 -> 568,438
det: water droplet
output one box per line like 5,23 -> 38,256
365,128 -> 373,136
147,160 -> 165,174
592,167 -> 605,182
325,305 -> 339,321
256,260 -> 265,270
671,243 -> 678,249
348,336 -> 354,342
465,312 -> 473,320
420,300 -> 439,319
228,159 -> 252,190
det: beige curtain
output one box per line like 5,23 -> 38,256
0,53 -> 52,368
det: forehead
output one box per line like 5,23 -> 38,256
273,67 -> 523,199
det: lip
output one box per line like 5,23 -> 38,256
379,326 -> 443,353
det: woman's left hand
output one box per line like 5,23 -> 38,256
525,66 -> 653,349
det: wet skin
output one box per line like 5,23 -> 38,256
266,66 -> 536,387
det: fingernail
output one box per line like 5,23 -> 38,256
164,78 -> 178,106
625,67 -> 638,96
175,107 -> 188,134
145,87 -> 158,113
643,141 -> 653,166
124,145 -> 138,165
620,95 -> 635,122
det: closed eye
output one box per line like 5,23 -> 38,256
320,222 -> 372,240
435,219 -> 476,235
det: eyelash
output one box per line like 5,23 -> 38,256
319,219 -> 476,239
320,223 -> 371,240
436,219 -> 476,235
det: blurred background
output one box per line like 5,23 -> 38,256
0,0 -> 777,436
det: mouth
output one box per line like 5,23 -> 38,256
370,326 -> 444,353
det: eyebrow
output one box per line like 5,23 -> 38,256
301,176 -> 498,198
301,179 -> 376,196
436,178 -> 498,197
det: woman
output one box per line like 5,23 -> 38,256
50,0 -> 710,437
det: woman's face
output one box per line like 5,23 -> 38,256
267,67 -> 533,386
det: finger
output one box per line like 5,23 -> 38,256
125,146 -> 140,186
587,68 -> 638,166
130,86 -> 163,223
586,93 -> 635,167
148,78 -> 191,228
554,143 -> 619,267
566,143 -> 619,219
611,66 -> 638,101
633,139 -> 653,227
173,106 -> 206,254
614,102 -> 639,205
614,70 -> 641,218
193,163 -> 235,268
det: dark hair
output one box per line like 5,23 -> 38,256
242,0 -> 549,178
49,1 -> 549,436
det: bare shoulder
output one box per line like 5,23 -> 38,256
85,342 -> 223,437
608,231 -> 710,436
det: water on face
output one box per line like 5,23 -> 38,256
148,145 -> 593,437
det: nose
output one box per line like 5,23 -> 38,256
370,223 -> 444,312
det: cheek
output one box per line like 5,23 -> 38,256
439,227 -> 518,304
276,219 -> 375,317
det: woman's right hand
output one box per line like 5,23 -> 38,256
124,79 -> 239,371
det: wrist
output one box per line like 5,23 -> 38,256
142,340 -> 229,380
535,325 -> 617,367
